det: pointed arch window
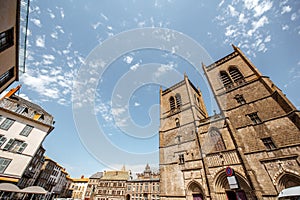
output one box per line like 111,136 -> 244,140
219,71 -> 233,89
175,94 -> 182,108
169,96 -> 175,110
229,67 -> 244,84
208,128 -> 226,152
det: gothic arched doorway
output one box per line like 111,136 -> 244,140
186,181 -> 205,200
214,171 -> 255,200
277,172 -> 300,193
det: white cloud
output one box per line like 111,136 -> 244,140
291,13 -> 297,21
155,63 -> 174,77
50,32 -> 58,39
225,25 -> 236,37
247,16 -> 269,36
111,107 -> 126,116
244,0 -> 259,10
43,54 -> 55,60
130,63 -> 140,71
228,5 -> 239,17
36,35 -> 45,48
134,102 -> 140,107
100,13 -> 108,21
123,56 -> 133,64
49,13 -> 55,19
281,5 -> 292,14
60,9 -> 65,19
282,24 -> 289,31
92,22 -> 101,29
264,35 -> 271,42
238,13 -> 248,24
31,18 -> 42,27
253,0 -> 273,17
219,0 -> 225,7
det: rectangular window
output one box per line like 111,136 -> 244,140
3,139 -> 27,153
247,112 -> 262,124
235,94 -> 246,105
179,154 -> 185,164
0,157 -> 12,173
262,137 -> 276,150
20,125 -> 33,137
0,118 -> 15,130
0,67 -> 14,89
0,135 -> 7,147
0,28 -> 14,52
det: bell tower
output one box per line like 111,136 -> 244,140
159,74 -> 208,200
202,45 -> 300,198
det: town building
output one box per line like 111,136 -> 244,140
126,164 -> 160,200
0,0 -> 20,93
50,164 -> 68,198
159,45 -> 300,200
93,168 -> 129,200
85,171 -> 103,199
17,146 -> 45,188
0,87 -> 54,183
70,175 -> 89,200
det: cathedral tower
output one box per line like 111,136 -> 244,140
159,74 -> 208,200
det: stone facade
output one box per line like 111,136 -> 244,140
159,46 -> 300,200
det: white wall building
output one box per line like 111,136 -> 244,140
0,89 -> 54,183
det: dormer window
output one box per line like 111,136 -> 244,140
15,105 -> 28,114
33,113 -> 44,121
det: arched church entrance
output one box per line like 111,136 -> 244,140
126,194 -> 131,200
277,172 -> 300,192
214,171 -> 255,200
186,181 -> 205,200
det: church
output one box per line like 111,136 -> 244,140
159,45 -> 300,200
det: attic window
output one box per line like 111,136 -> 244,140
33,113 -> 44,121
15,105 -> 28,114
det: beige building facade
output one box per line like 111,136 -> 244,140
126,164 -> 160,200
0,88 -> 54,183
159,46 -> 300,200
0,0 -> 20,93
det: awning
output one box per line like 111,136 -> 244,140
0,183 -> 20,192
0,183 -> 47,194
21,186 -> 47,194
278,186 -> 300,198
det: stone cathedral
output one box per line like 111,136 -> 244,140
159,45 -> 300,200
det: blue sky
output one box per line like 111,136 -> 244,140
8,0 -> 300,177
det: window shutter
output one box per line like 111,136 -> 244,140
0,136 -> 7,147
3,139 -> 14,150
17,143 -> 28,153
